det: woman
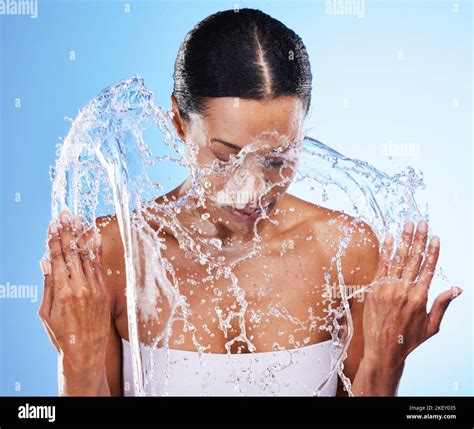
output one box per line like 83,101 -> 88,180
38,8 -> 461,396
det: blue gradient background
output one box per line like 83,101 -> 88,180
0,0 -> 472,395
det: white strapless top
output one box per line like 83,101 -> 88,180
121,338 -> 338,396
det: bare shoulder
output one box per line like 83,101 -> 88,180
94,215 -> 126,317
278,194 -> 380,285
336,213 -> 380,287
95,214 -> 124,263
94,215 -> 126,396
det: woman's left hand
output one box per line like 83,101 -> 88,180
362,219 -> 462,371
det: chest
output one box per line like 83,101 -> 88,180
115,236 -> 339,353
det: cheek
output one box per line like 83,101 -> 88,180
206,176 -> 227,195
198,168 -> 229,202
265,163 -> 297,185
267,181 -> 290,200
261,165 -> 297,200
194,146 -> 215,167
190,147 -> 226,189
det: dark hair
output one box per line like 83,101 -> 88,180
173,8 -> 312,121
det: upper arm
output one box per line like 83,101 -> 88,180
336,219 -> 380,396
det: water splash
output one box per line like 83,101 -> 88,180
48,75 -> 430,396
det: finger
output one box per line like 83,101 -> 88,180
402,220 -> 428,283
92,234 -> 106,293
71,214 -> 84,236
96,232 -> 103,260
389,220 -> 414,278
58,211 -> 87,289
417,236 -> 440,291
38,259 -> 53,319
38,258 -> 61,350
375,233 -> 394,279
76,225 -> 95,251
77,232 -> 100,295
426,287 -> 463,338
48,221 -> 69,287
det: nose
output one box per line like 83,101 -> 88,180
214,154 -> 269,209
236,155 -> 268,207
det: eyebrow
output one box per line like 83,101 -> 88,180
210,139 -> 242,151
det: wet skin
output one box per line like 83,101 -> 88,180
39,96 -> 462,396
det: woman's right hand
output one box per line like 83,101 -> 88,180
38,210 -> 111,395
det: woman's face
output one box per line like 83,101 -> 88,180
172,95 -> 305,233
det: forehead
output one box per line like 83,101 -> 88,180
201,96 -> 304,148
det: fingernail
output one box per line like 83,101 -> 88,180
431,236 -> 440,247
418,220 -> 428,233
404,220 -> 414,233
60,210 -> 70,223
450,287 -> 463,300
50,222 -> 58,234
39,258 -> 51,275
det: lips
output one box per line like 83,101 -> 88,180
239,205 -> 261,215
225,202 -> 273,221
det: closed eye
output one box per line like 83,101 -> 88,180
209,139 -> 241,162
212,150 -> 238,163
266,158 -> 285,169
